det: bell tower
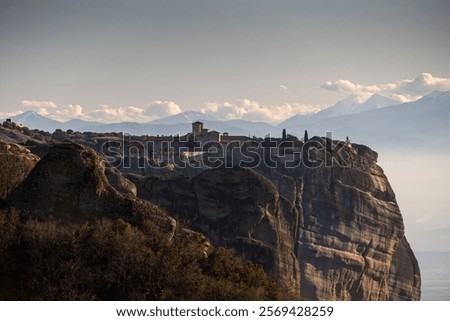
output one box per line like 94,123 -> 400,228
192,121 -> 204,134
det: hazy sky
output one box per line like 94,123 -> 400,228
1,0 -> 450,123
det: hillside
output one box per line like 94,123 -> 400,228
0,141 -> 286,300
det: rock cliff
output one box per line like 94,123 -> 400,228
128,167 -> 301,291
388,236 -> 421,300
0,142 -> 39,200
7,143 -> 175,236
126,138 -> 421,300
0,135 -> 421,300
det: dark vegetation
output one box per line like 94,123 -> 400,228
0,208 -> 287,300
1,120 -> 124,143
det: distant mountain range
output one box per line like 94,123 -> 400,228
280,93 -> 398,128
149,110 -> 218,125
410,228 -> 450,252
10,91 -> 450,150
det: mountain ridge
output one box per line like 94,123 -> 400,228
7,91 -> 450,149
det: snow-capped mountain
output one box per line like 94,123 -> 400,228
309,94 -> 399,120
279,90 -> 450,149
149,110 -> 217,125
12,110 -> 62,131
7,91 -> 450,149
279,94 -> 398,128
11,111 -> 100,133
277,114 -> 308,129
357,94 -> 399,112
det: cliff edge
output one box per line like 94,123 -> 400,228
127,138 -> 421,300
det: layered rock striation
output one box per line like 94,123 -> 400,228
126,138 -> 421,300
0,136 -> 421,300
128,167 -> 302,291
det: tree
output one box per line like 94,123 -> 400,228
304,130 -> 309,142
282,129 -> 286,140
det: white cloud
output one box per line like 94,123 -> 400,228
145,100 -> 181,119
0,111 -> 24,119
321,73 -> 450,102
24,101 -> 150,123
89,101 -> 181,123
21,100 -> 80,121
20,97 -> 319,124
401,73 -> 450,94
89,105 -> 147,122
202,99 -> 320,123
22,100 -> 57,109
321,79 -> 363,93
31,104 -> 89,122
53,104 -> 85,121
20,98 -> 183,123
36,108 -> 50,116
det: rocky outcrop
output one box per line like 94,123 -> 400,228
105,165 -> 138,196
0,142 -> 39,200
0,134 -> 421,300
128,167 -> 301,291
127,138 -> 421,300
0,126 -> 38,144
288,139 -> 410,300
8,143 -> 175,237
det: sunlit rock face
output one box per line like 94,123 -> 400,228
127,138 -> 420,300
287,139 -> 415,300
105,165 -> 138,196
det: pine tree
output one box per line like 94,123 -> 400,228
304,130 -> 309,142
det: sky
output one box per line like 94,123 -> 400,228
1,0 -> 450,123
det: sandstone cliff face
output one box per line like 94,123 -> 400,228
288,140 -> 412,300
7,143 -> 175,237
0,136 -> 421,300
132,168 -> 301,291
127,138 -> 421,300
0,142 -> 39,200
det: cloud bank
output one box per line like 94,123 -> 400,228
201,99 -> 319,123
321,73 -> 450,102
19,73 -> 450,124
21,100 -> 57,109
20,100 -> 182,123
0,111 -> 24,119
145,101 -> 181,118
21,99 -> 318,124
